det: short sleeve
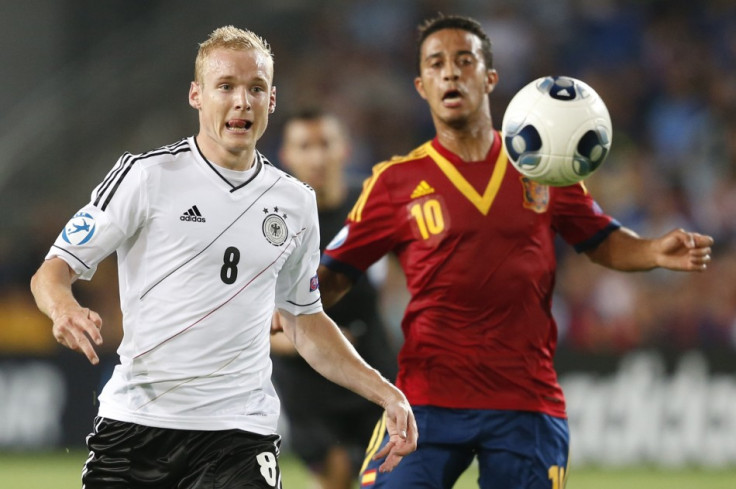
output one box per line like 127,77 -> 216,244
274,194 -> 323,316
45,153 -> 147,279
551,182 -> 620,253
321,168 -> 397,278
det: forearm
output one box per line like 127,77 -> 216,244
282,310 -> 402,407
585,227 -> 657,271
30,258 -> 80,320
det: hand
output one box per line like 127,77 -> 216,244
654,229 -> 714,271
373,397 -> 418,473
51,305 -> 103,365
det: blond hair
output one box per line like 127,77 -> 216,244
194,25 -> 273,84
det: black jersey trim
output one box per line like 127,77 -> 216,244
94,139 -> 189,207
93,152 -> 132,208
51,245 -> 92,270
319,255 -> 363,282
139,176 -> 282,300
192,138 -> 265,192
94,139 -> 191,211
285,297 -> 321,307
573,220 -> 622,253
230,152 -> 264,193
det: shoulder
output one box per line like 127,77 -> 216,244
357,142 -> 432,199
261,153 -> 316,200
127,138 -> 193,169
262,153 -> 314,194
369,142 -> 432,179
111,138 -> 193,178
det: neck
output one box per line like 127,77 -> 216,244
434,105 -> 495,162
315,182 -> 347,211
196,134 -> 255,171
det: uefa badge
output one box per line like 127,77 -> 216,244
262,207 -> 288,246
61,212 -> 97,245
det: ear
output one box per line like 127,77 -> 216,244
485,69 -> 499,95
188,81 -> 201,110
414,76 -> 427,100
269,86 -> 277,114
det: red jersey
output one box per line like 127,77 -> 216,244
322,132 -> 619,418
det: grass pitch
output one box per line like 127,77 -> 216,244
1,450 -> 734,488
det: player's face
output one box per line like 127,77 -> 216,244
189,47 -> 276,169
279,118 -> 348,192
415,28 -> 497,128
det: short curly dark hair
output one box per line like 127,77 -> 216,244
416,13 -> 493,75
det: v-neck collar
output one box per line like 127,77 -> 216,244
192,137 -> 264,193
426,132 -> 508,215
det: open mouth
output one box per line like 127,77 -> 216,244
442,89 -> 463,106
226,120 -> 253,132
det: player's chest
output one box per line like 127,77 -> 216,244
145,179 -> 306,268
392,167 -> 554,243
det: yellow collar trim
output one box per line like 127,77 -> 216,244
424,141 -> 508,215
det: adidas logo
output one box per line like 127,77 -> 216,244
410,180 -> 435,199
180,205 -> 206,223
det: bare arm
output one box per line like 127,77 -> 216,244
584,227 -> 714,272
30,257 -> 103,364
277,308 -> 417,472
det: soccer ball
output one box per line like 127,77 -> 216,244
502,76 -> 612,186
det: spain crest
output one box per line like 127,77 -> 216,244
521,177 -> 549,213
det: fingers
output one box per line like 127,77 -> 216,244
686,232 -> 713,271
374,438 -> 404,473
671,230 -> 713,249
373,405 -> 418,473
692,232 -> 715,248
52,307 -> 103,365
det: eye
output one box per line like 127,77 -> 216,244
219,83 -> 232,91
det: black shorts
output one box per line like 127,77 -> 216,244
83,417 -> 282,489
287,405 -> 382,473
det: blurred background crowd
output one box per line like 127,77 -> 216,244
1,0 -> 735,359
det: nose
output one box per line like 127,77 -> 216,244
233,88 -> 251,111
442,62 -> 460,81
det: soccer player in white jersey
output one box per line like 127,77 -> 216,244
30,26 -> 417,488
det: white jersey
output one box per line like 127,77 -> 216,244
47,137 -> 323,435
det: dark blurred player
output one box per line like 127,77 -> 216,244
271,108 -> 398,489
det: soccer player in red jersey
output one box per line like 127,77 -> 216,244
318,14 -> 714,489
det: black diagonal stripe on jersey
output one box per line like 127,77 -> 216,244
139,176 -> 282,300
98,142 -> 191,211
51,244 -> 92,270
192,206 -> 202,217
